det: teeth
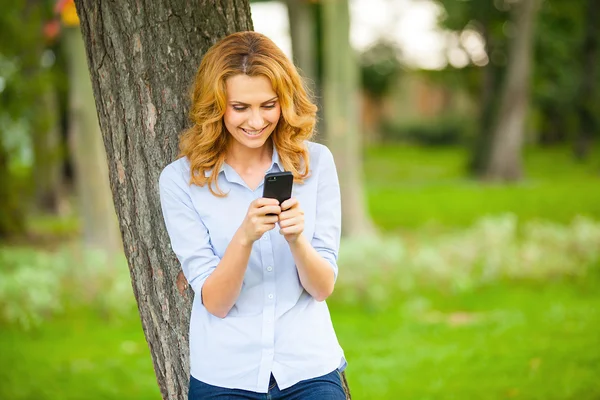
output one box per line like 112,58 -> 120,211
243,127 -> 265,135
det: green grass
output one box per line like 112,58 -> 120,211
365,145 -> 600,230
0,308 -> 161,400
1,276 -> 598,400
332,274 -> 600,399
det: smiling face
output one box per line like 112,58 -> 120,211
223,74 -> 281,154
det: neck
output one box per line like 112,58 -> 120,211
226,139 -> 273,171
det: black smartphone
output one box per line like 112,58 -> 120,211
262,171 -> 293,206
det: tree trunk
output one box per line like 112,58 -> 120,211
468,22 -> 501,175
574,0 -> 598,160
73,1 -> 253,399
484,0 -> 539,181
322,0 -> 374,237
63,26 -> 122,253
286,0 -> 317,92
0,145 -> 25,239
285,0 -> 325,139
32,88 -> 67,214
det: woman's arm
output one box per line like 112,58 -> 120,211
278,145 -> 341,302
202,198 -> 281,318
160,165 -> 281,318
287,230 -> 335,301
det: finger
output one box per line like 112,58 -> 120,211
279,208 -> 303,221
280,197 -> 298,211
261,215 -> 279,225
280,225 -> 303,236
256,205 -> 281,216
254,197 -> 280,208
279,215 -> 303,228
263,223 -> 277,231
256,197 -> 279,207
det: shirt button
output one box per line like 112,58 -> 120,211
267,266 -> 273,272
268,294 -> 274,299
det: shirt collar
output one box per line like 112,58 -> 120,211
204,145 -> 283,178
267,145 -> 284,173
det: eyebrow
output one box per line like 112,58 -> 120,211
229,97 -> 278,106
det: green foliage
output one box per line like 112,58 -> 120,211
359,40 -> 403,98
434,0 -> 600,149
0,245 -> 134,330
335,215 -> 600,309
0,0 -> 63,237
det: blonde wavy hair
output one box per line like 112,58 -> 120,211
178,31 -> 318,196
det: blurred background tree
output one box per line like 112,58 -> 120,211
0,0 -> 58,238
59,0 -> 122,254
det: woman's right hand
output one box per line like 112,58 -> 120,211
238,198 -> 281,245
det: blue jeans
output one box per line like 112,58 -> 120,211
188,370 -> 346,400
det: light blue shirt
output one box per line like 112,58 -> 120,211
159,141 -> 346,393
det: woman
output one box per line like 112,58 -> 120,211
159,31 -> 347,399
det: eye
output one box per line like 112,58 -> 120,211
262,103 -> 276,109
232,105 -> 247,112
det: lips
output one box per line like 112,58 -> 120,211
241,125 -> 268,136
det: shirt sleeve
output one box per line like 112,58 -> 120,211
159,164 -> 221,299
311,145 -> 342,281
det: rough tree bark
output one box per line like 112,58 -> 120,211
73,1 -> 351,399
484,0 -> 540,181
73,1 -> 252,399
322,0 -> 374,237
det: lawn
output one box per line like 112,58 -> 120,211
1,144 -> 599,399
334,276 -> 600,399
365,145 -> 600,230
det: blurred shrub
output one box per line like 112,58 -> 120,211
359,40 -> 403,98
380,114 -> 474,146
335,215 -> 600,309
3,215 -> 599,327
0,245 -> 134,330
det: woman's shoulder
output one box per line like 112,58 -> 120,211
305,141 -> 335,168
159,157 -> 191,188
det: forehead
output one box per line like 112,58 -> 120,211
225,74 -> 277,102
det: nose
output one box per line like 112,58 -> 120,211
247,109 -> 265,130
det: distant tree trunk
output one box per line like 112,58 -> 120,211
0,145 -> 25,239
286,0 -> 325,140
574,0 -> 598,160
286,0 -> 317,91
32,89 -> 67,214
484,0 -> 539,181
468,22 -> 502,175
322,0 -> 374,237
63,26 -> 122,253
73,1 -> 254,399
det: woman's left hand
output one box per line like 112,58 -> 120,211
278,197 -> 304,243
